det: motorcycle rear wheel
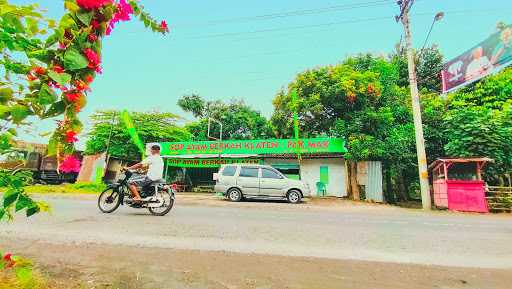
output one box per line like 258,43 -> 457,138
148,190 -> 174,216
98,188 -> 122,213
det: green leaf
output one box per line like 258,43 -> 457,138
38,83 -> 57,105
76,10 -> 93,26
59,14 -> 76,30
44,101 -> 66,118
45,32 -> 60,48
10,105 -> 31,123
47,137 -> 57,156
26,205 -> 40,217
0,105 -> 9,118
15,194 -> 34,212
48,70 -> 71,86
0,87 -> 14,103
0,208 -> 5,220
64,0 -> 80,12
3,189 -> 20,208
26,17 -> 39,35
63,48 -> 88,70
27,49 -> 50,62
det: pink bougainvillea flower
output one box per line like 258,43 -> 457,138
52,65 -> 65,73
85,75 -> 95,84
88,33 -> 98,42
160,20 -> 169,32
74,80 -> 90,92
65,131 -> 78,143
106,0 -> 134,35
76,0 -> 113,10
59,155 -> 81,173
91,19 -> 100,30
32,66 -> 46,75
65,91 -> 81,103
27,74 -> 37,81
59,42 -> 67,50
83,48 -> 101,70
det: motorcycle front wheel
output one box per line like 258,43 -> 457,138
98,187 -> 122,213
148,190 -> 174,216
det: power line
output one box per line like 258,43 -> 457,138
175,0 -> 395,28
185,16 -> 393,40
181,8 -> 512,40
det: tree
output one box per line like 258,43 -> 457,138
0,0 -> 168,220
177,94 -> 206,118
85,110 -> 191,160
272,55 -> 417,200
178,95 -> 273,141
442,68 -> 512,184
390,45 -> 444,93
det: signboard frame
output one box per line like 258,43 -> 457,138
150,138 -> 347,157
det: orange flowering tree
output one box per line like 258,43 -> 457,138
0,0 -> 168,219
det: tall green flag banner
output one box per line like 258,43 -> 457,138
120,110 -> 145,159
291,89 -> 302,160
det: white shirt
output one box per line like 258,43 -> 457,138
141,154 -> 164,181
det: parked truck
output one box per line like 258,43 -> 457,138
0,141 -> 82,184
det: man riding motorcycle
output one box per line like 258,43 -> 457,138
125,144 -> 164,203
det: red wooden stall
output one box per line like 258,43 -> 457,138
430,158 -> 492,213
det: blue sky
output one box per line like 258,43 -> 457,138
12,0 -> 512,146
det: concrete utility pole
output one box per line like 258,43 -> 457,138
396,0 -> 432,210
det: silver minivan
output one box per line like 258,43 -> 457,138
214,164 -> 310,204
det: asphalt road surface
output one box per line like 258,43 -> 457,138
1,195 -> 511,288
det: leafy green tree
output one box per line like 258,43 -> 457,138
85,110 -> 191,160
390,45 -> 444,93
443,68 -> 512,183
178,94 -> 206,118
272,55 -> 418,200
178,95 -> 273,141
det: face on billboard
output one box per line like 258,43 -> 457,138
442,25 -> 512,93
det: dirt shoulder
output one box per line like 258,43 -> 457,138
2,237 -> 510,289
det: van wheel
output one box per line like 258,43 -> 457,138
228,188 -> 242,202
287,190 -> 302,204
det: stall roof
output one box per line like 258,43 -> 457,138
429,157 -> 494,170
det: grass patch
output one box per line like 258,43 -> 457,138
0,269 -> 87,289
1,182 -> 106,195
0,270 -> 49,289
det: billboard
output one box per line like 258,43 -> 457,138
149,137 -> 347,157
441,25 -> 512,93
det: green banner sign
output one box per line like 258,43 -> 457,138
154,137 -> 347,156
167,158 -> 262,168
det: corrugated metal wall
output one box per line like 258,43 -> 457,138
365,161 -> 383,202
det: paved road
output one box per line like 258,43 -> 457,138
1,195 -> 511,269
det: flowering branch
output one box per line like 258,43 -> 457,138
0,0 -> 169,219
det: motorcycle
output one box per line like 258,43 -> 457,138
97,169 -> 175,216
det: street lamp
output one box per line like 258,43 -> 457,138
421,12 -> 444,52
